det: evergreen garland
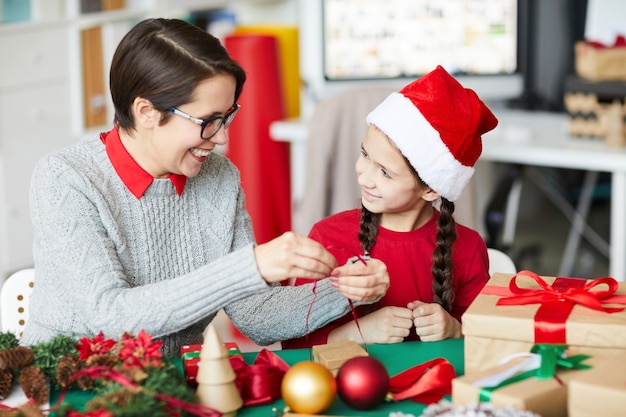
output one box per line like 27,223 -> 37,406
0,331 -> 216,417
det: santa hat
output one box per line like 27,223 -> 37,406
366,65 -> 498,202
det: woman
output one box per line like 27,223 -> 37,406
22,18 -> 389,356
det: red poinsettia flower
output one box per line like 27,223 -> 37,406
117,329 -> 164,369
76,331 -> 117,361
68,409 -> 114,417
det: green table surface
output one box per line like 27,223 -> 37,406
51,338 -> 464,416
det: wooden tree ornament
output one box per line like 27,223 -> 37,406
196,324 -> 243,417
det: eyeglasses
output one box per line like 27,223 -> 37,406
169,103 -> 240,140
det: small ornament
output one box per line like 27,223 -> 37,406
336,356 -> 389,410
195,324 -> 243,417
281,361 -> 337,414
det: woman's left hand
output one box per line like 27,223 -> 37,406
329,258 -> 389,302
407,300 -> 462,341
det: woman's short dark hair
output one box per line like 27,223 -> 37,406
110,18 -> 247,130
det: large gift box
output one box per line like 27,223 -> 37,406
462,272 -> 626,373
568,353 -> 626,417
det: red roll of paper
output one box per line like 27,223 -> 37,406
224,34 -> 291,244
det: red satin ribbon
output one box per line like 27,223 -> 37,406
488,270 -> 626,343
388,357 -> 456,404
229,349 -> 290,406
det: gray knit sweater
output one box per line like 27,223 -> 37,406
22,136 -> 354,356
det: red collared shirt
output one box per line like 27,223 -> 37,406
100,126 -> 186,198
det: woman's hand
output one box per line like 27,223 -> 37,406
329,258 -> 390,302
407,300 -> 462,341
254,232 -> 337,283
328,306 -> 413,344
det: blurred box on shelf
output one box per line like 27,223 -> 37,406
462,272 -> 626,374
575,40 -> 626,82
102,0 -> 125,11
2,0 -> 31,22
563,76 -> 626,145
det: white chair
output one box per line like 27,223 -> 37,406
487,248 -> 517,276
0,268 -> 35,338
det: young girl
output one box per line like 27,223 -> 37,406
283,65 -> 498,349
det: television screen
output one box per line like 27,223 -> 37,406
299,0 -> 525,103
323,0 -> 518,81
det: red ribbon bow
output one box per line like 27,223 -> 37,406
229,349 -> 290,406
388,357 -> 456,404
494,270 -> 626,343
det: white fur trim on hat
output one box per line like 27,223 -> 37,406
366,92 -> 473,202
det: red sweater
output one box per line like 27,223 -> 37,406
282,208 -> 489,349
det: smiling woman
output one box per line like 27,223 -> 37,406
21,17 -> 390,358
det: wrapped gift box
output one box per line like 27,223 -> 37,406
568,354 -> 626,417
181,342 -> 242,386
462,272 -> 626,373
454,351 -> 596,417
312,340 -> 368,375
453,356 -> 569,417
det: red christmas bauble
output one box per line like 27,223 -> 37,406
336,356 -> 389,410
281,361 -> 337,414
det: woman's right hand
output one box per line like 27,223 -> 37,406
328,306 -> 413,344
254,232 -> 338,283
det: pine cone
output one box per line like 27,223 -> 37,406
0,410 -> 17,417
56,354 -> 79,388
87,389 -> 135,410
120,366 -> 148,385
16,401 -> 45,417
0,347 -> 34,370
0,369 -> 13,400
85,353 -> 120,369
18,365 -> 49,406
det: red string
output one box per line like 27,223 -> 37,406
306,281 -> 319,360
304,246 -> 369,356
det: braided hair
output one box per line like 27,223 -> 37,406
357,164 -> 457,313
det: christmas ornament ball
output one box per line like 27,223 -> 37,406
281,361 -> 337,414
336,356 -> 389,410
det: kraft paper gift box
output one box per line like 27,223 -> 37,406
453,345 -> 593,417
312,340 -> 368,374
568,353 -> 626,417
462,271 -> 626,374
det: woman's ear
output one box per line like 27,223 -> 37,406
132,97 -> 159,129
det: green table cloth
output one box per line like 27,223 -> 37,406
50,338 -> 464,416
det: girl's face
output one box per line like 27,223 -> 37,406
146,74 -> 237,179
355,125 -> 436,230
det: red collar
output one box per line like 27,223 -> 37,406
100,127 -> 186,199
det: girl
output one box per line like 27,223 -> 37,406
283,65 -> 498,348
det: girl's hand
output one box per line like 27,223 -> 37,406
254,232 -> 337,283
328,306 -> 413,344
329,258 -> 390,302
407,300 -> 462,341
